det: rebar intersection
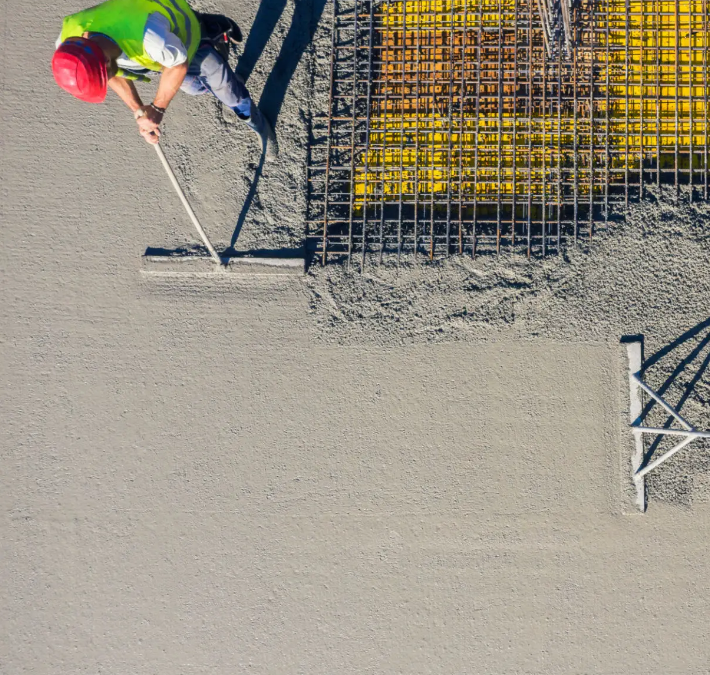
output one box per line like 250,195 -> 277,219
307,0 -> 710,266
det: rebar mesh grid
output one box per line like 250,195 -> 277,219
307,0 -> 710,265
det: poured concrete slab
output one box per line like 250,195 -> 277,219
6,0 -> 710,670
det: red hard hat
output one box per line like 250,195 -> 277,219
52,37 -> 108,103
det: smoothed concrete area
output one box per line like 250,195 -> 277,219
4,304 -> 710,672
4,0 -> 710,672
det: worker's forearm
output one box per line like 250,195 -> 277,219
108,77 -> 143,113
153,63 -> 188,110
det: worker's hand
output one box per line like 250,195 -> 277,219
139,126 -> 161,145
135,105 -> 163,143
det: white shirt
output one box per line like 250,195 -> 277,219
56,12 -> 188,69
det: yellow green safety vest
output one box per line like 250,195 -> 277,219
60,0 -> 201,72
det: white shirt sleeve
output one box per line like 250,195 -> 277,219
143,12 -> 188,68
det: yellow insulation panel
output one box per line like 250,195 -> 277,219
354,0 -> 710,200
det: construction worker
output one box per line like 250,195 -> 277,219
52,0 -> 278,157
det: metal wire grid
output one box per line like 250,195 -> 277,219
307,0 -> 710,266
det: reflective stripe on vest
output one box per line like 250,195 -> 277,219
60,0 -> 201,72
151,0 -> 193,60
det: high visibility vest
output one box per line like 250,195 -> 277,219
60,0 -> 201,72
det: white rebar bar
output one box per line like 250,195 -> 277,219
631,373 -> 694,430
635,426 -> 710,439
154,144 -> 223,265
626,340 -> 645,510
635,434 -> 696,479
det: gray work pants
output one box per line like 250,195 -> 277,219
180,44 -> 252,119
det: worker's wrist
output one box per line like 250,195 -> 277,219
134,105 -> 164,122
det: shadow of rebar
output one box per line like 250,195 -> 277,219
638,318 -> 710,467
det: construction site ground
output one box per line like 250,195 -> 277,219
3,0 -> 710,673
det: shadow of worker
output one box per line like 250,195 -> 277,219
237,0 -> 328,126
229,0 -> 327,249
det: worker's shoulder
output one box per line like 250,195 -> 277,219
144,12 -> 187,67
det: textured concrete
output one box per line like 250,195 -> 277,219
5,310 -> 710,673
4,0 -> 710,672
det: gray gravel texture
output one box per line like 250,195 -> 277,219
305,188 -> 710,507
4,0 -> 710,671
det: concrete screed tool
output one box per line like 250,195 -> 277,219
141,143 -> 303,277
140,15 -> 302,277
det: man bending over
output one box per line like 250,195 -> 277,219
52,0 -> 278,157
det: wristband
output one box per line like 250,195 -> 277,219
150,103 -> 166,114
